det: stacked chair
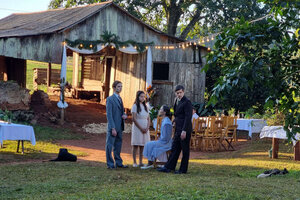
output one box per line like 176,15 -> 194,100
190,116 -> 238,152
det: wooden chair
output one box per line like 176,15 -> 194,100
221,116 -> 238,150
191,118 -> 200,150
191,118 -> 207,150
153,150 -> 172,168
203,117 -> 226,151
150,116 -> 163,140
225,116 -> 238,143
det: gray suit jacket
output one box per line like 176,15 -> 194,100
106,94 -> 125,132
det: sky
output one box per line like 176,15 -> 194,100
0,0 -> 51,19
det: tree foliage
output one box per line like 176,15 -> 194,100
205,0 -> 300,140
48,0 -> 270,39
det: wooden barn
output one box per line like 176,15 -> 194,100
0,1 -> 208,108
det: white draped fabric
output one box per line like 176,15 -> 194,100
146,47 -> 153,88
0,121 -> 36,145
57,44 -> 69,109
66,43 -> 145,55
260,126 -> 300,146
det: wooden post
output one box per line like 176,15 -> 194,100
60,108 -> 65,125
72,52 -> 80,88
47,63 -> 52,87
294,141 -> 300,161
272,138 -> 279,159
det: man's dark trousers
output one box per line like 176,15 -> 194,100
164,95 -> 192,173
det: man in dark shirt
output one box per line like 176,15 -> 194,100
158,85 -> 193,174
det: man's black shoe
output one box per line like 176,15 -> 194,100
157,167 -> 171,173
174,170 -> 186,174
116,165 -> 128,168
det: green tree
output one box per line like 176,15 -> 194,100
205,0 -> 300,139
48,0 -> 270,39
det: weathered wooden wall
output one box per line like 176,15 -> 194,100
0,34 -> 63,64
151,47 -> 207,106
114,50 -> 147,109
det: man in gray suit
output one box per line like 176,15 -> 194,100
105,80 -> 128,169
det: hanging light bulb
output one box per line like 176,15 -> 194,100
208,47 -> 211,51
79,44 -> 83,48
101,45 -> 104,48
202,39 -> 205,43
207,38 -> 210,42
89,44 -> 93,48
211,36 -> 214,40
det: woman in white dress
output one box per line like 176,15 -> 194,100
131,91 -> 150,167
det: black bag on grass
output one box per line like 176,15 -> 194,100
50,148 -> 77,162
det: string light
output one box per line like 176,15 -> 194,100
207,38 -> 210,42
89,44 -> 93,48
208,47 -> 211,51
79,44 -> 83,48
101,45 -> 104,48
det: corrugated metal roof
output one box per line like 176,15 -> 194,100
0,1 -> 185,42
0,2 -> 112,38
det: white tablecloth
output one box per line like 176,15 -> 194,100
260,126 -> 300,146
0,122 -> 36,145
237,119 -> 267,138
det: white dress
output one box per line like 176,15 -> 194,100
131,103 -> 150,146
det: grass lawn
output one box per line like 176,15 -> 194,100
1,135 -> 300,199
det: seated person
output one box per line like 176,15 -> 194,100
192,107 -> 199,129
141,105 -> 173,169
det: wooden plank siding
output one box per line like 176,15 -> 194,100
113,51 -> 147,109
0,34 -> 63,64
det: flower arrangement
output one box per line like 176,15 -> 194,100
146,85 -> 157,103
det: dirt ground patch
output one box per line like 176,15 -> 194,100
33,95 -> 249,164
